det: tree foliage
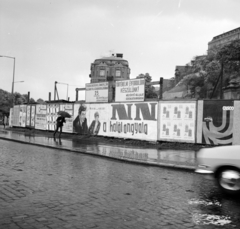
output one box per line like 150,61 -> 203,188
216,40 -> 240,86
136,73 -> 158,98
36,98 -> 46,104
0,89 -> 12,114
178,39 -> 240,98
0,89 -> 36,114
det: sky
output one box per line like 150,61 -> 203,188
0,0 -> 239,101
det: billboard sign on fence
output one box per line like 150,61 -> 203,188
19,105 -> 27,127
46,104 -> 60,131
115,79 -> 145,102
159,102 -> 196,143
60,104 -> 74,133
85,82 -> 108,103
196,100 -> 235,145
12,106 -> 20,126
107,102 -> 158,141
35,104 -> 47,130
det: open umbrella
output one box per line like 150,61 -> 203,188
57,111 -> 71,118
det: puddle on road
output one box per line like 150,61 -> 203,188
189,198 -> 232,226
0,131 -> 196,167
188,198 -> 221,206
192,213 -> 231,226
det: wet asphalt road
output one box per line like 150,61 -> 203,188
0,139 -> 240,229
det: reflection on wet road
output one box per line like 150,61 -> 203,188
0,130 -> 196,169
0,139 -> 240,228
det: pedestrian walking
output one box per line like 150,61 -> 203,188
3,115 -> 8,129
53,115 -> 66,139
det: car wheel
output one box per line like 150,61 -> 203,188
217,168 -> 240,195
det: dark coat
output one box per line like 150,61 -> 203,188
88,120 -> 101,135
73,116 -> 88,134
56,117 -> 66,127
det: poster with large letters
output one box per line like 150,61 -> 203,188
107,102 -> 158,141
196,100 -> 236,145
73,102 -> 157,141
159,102 -> 196,143
35,104 -> 47,130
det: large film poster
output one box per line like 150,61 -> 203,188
73,102 -> 157,141
198,100 -> 234,145
73,103 -> 109,136
159,102 -> 196,143
35,104 -> 47,130
107,102 -> 158,141
73,103 -> 88,135
87,104 -> 110,136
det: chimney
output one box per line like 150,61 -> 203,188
116,53 -> 123,58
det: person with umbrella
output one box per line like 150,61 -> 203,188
53,111 -> 70,139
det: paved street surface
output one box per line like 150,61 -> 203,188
0,139 -> 240,229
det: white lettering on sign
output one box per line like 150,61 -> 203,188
222,106 -> 234,110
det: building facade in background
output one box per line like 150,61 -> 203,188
89,54 -> 131,83
208,27 -> 240,52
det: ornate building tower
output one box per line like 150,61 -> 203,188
89,54 -> 130,83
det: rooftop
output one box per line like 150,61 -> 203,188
211,27 -> 240,41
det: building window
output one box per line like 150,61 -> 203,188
99,69 -> 105,77
116,69 -> 121,77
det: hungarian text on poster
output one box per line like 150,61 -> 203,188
85,82 -> 108,103
115,79 -> 145,102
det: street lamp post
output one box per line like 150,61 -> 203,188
0,55 -> 16,107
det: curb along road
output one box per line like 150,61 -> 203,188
0,132 -> 196,172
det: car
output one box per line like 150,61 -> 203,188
195,145 -> 240,195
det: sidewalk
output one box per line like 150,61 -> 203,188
0,126 -> 197,171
